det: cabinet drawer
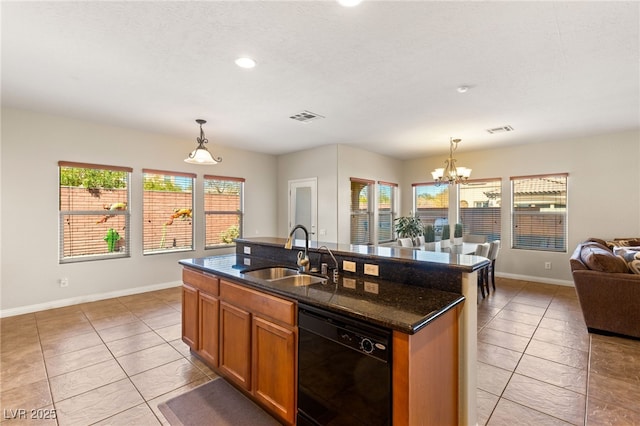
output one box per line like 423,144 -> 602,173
183,268 -> 219,296
220,280 -> 295,326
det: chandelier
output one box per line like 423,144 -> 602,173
184,119 -> 222,165
431,137 -> 471,185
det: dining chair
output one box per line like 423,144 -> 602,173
463,234 -> 487,243
475,243 -> 491,298
487,240 -> 501,290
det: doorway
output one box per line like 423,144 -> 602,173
289,178 -> 317,244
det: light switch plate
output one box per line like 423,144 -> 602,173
343,260 -> 356,272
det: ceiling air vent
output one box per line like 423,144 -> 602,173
486,125 -> 514,134
289,110 -> 325,123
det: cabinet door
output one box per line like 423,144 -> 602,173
198,291 -> 219,368
181,284 -> 199,349
219,301 -> 252,390
252,316 -> 296,425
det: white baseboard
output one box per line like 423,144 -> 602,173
0,281 -> 182,318
496,272 -> 574,287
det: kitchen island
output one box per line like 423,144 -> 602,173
179,237 -> 486,425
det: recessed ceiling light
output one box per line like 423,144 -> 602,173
337,0 -> 363,7
235,57 -> 256,69
457,85 -> 469,93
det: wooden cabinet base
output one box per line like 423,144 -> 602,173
392,307 -> 459,425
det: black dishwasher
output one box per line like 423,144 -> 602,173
297,303 -> 392,426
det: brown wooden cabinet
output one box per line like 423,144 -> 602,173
181,268 -> 220,367
219,300 -> 252,390
252,315 -> 296,423
181,268 -> 297,425
219,279 -> 297,425
198,291 -> 220,367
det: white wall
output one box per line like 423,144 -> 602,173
403,130 -> 640,284
277,144 -> 339,242
2,107 -> 638,313
1,108 -> 278,314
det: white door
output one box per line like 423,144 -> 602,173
288,178 -> 317,244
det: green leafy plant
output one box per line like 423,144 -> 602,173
220,225 -> 240,244
442,224 -> 450,240
454,223 -> 463,238
424,224 -> 435,243
394,216 -> 423,239
60,167 -> 127,197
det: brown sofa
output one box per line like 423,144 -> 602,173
570,239 -> 640,339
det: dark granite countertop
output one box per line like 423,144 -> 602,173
236,237 -> 488,273
179,254 -> 465,334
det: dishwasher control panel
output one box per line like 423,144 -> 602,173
298,304 -> 391,362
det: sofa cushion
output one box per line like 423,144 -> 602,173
413,236 -> 425,246
580,243 -> 629,273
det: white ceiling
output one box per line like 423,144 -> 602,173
2,1 -> 639,159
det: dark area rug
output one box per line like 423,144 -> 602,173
158,378 -> 283,426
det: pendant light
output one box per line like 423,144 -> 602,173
184,119 -> 222,165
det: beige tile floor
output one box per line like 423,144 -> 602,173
1,279 -> 639,425
477,277 -> 640,425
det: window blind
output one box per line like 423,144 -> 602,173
58,162 -> 132,263
511,174 -> 568,252
142,169 -> 195,254
459,178 -> 501,242
350,178 -> 374,244
204,175 -> 245,248
377,181 -> 397,243
413,183 -> 449,240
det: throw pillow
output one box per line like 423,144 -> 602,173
614,247 -> 640,274
580,244 -> 629,273
613,238 -> 640,247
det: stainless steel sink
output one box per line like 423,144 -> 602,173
244,267 -> 299,280
243,267 -> 326,286
271,274 -> 327,286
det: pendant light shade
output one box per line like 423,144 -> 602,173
184,119 -> 222,165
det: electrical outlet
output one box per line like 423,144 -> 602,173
343,260 -> 356,272
364,264 -> 379,276
364,281 -> 379,294
244,258 -> 251,266
59,277 -> 69,288
545,262 -> 552,270
243,246 -> 251,255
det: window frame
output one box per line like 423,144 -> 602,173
412,182 -> 449,240
142,169 -> 196,255
511,173 -> 568,252
350,177 -> 375,245
377,181 -> 397,243
204,174 -> 245,249
58,161 -> 132,264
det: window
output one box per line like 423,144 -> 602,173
350,178 -> 374,245
511,173 -> 568,252
143,169 -> 195,254
204,175 -> 244,248
59,161 -> 131,263
377,181 -> 397,243
459,179 -> 501,242
413,183 -> 449,240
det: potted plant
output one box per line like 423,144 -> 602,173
441,224 -> 451,248
454,223 -> 463,246
394,216 -> 423,240
424,224 -> 436,251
